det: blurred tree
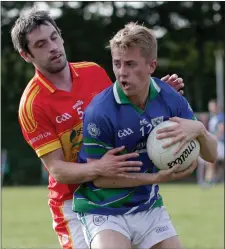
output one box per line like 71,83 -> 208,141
154,1 -> 224,110
1,1 -> 224,185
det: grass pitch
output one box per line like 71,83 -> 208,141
2,184 -> 224,249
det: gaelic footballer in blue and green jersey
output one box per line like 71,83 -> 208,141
73,77 -> 196,215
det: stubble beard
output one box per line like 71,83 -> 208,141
46,55 -> 67,74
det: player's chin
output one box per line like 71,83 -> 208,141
47,62 -> 67,73
123,89 -> 136,97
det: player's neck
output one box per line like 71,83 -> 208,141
38,63 -> 73,92
129,86 -> 149,110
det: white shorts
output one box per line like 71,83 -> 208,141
49,199 -> 88,249
78,206 -> 177,249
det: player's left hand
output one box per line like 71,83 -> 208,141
156,117 -> 204,154
154,161 -> 198,182
161,74 -> 184,95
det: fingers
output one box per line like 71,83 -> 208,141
107,146 -> 125,155
173,161 -> 197,179
161,74 -> 170,82
180,162 -> 196,175
156,125 -> 178,134
161,74 -> 184,94
169,74 -> 178,82
162,74 -> 178,87
169,117 -> 181,123
118,166 -> 142,172
117,152 -> 140,161
116,161 -> 143,172
179,90 -> 184,95
173,78 -> 184,91
156,130 -> 177,139
188,160 -> 198,172
119,160 -> 143,168
174,140 -> 187,154
156,164 -> 181,181
169,164 -> 181,173
163,134 -> 185,148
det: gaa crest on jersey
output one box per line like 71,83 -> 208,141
87,123 -> 101,138
93,215 -> 108,226
151,116 -> 164,127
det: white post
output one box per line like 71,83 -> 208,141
215,49 -> 224,110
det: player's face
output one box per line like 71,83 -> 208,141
21,22 -> 67,74
112,46 -> 156,97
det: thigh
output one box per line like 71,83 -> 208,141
78,213 -> 131,249
92,230 -> 131,249
151,235 -> 182,249
135,207 -> 178,249
49,199 -> 88,249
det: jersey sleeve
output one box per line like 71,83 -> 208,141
177,95 -> 197,120
82,106 -> 114,159
19,103 -> 61,157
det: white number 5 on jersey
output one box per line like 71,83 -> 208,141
77,107 -> 84,120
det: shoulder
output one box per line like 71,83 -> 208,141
153,77 -> 180,97
18,77 -> 44,132
70,61 -> 107,75
19,77 -> 43,110
71,61 -> 112,92
153,77 -> 189,105
84,86 -> 115,119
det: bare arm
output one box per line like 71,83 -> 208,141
41,146 -> 142,184
88,159 -> 154,188
197,126 -> 218,163
41,148 -> 99,184
94,173 -> 156,188
92,159 -> 197,189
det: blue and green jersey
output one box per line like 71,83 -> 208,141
73,77 -> 195,215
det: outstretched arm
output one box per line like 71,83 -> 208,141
41,146 -> 142,184
93,160 -> 197,188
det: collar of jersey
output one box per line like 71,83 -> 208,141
35,62 -> 79,93
113,77 -> 161,105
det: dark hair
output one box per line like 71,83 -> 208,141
208,99 -> 217,104
11,8 -> 61,54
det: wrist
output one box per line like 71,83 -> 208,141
86,161 -> 100,179
147,172 -> 161,184
197,121 -> 207,139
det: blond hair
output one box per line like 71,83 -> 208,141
108,22 -> 157,61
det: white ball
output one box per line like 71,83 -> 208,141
147,120 -> 200,172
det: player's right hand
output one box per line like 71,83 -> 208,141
161,74 -> 184,95
96,146 -> 143,177
153,160 -> 197,183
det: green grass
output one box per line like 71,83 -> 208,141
2,184 -> 224,249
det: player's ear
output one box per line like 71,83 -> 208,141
19,50 -> 32,63
148,59 -> 157,75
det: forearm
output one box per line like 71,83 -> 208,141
198,127 -> 218,163
46,160 -> 98,184
93,173 -> 158,188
